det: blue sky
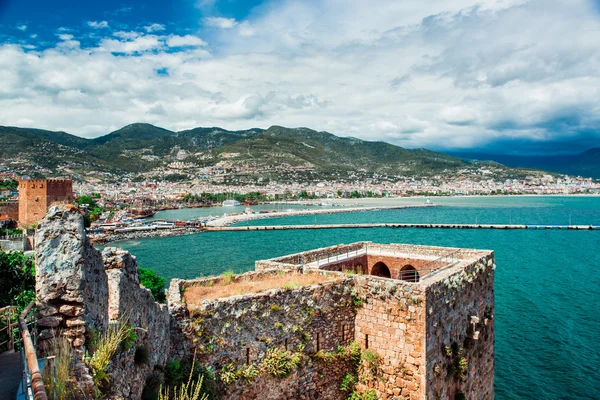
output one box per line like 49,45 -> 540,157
0,0 -> 599,154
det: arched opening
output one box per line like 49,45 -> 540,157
371,262 -> 391,278
399,265 -> 420,283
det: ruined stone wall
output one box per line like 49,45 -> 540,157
102,248 -> 171,399
425,254 -> 495,400
169,270 -> 357,400
35,206 -> 172,399
353,276 -> 427,399
35,206 -> 109,388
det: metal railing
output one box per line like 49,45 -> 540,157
18,301 -> 48,400
418,250 -> 463,281
307,245 -> 464,284
0,306 -> 17,352
312,248 -> 367,268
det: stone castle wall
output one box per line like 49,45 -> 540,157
353,275 -> 428,399
169,270 -> 357,400
425,255 -> 495,400
35,206 -> 170,398
35,206 -> 109,388
102,248 -> 171,399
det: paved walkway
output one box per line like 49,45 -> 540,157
0,351 -> 21,400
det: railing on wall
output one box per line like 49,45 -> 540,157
0,306 -> 17,353
418,250 -> 463,280
18,302 -> 48,400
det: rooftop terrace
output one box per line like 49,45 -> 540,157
255,241 -> 492,285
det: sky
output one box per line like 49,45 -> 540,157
0,0 -> 599,154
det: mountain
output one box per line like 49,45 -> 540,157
0,123 -> 555,181
217,126 -> 465,174
447,149 -> 600,179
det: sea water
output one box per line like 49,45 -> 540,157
111,196 -> 600,399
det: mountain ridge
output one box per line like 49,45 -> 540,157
0,123 -> 574,181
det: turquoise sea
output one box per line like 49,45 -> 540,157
110,196 -> 600,399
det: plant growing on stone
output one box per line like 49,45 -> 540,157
43,335 -> 76,400
220,363 -> 237,385
347,389 -> 378,400
237,363 -> 260,383
339,373 -> 356,392
284,281 -> 299,290
261,348 -> 302,378
221,271 -> 235,285
85,321 -> 136,389
159,369 -> 207,400
312,350 -> 335,364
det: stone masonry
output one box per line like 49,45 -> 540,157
35,206 -> 170,398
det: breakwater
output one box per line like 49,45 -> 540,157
89,227 -> 202,245
205,204 -> 437,227
205,223 -> 599,231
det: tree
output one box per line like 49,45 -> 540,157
0,250 -> 35,310
74,195 -> 97,208
139,267 -> 166,303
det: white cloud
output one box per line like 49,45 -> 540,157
87,21 -> 109,29
17,25 -> 27,31
166,35 -> 207,47
99,35 -> 163,53
113,31 -> 140,40
145,23 -> 166,32
0,0 -> 599,152
203,17 -> 238,29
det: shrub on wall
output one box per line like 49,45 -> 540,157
139,267 -> 167,303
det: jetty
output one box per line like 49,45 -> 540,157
204,223 -> 599,231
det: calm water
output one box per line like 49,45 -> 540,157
111,196 -> 600,399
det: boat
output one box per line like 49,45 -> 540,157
223,199 -> 241,207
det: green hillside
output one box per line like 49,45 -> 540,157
1,123 -> 547,181
218,126 -> 465,175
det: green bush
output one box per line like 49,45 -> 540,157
0,250 -> 35,310
261,348 -> 302,378
139,267 -> 167,303
339,373 -> 356,392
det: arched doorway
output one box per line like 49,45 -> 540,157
399,265 -> 420,283
371,262 -> 391,278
